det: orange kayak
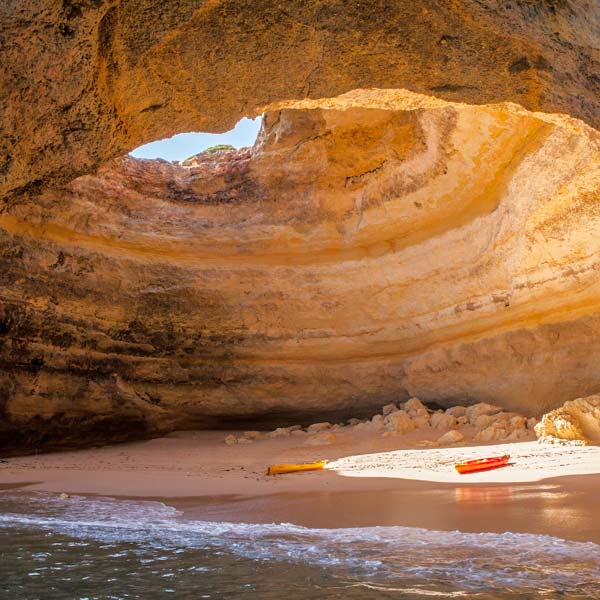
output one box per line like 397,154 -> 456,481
455,454 -> 510,474
265,461 -> 327,476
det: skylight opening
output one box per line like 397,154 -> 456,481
129,117 -> 262,163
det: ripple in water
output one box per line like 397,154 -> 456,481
0,492 -> 598,599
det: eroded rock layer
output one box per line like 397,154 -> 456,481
1,89 -> 599,451
1,0 -> 599,200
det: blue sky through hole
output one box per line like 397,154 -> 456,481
130,117 -> 262,162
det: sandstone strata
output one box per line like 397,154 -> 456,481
1,88 -> 600,452
1,1 -> 599,201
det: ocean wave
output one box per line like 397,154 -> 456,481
1,492 -> 599,596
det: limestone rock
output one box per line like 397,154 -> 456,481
268,427 -> 293,439
290,429 -> 306,437
307,422 -> 332,434
3,1 -> 600,203
535,412 -> 588,445
473,414 -> 495,429
437,430 -> 464,444
2,1 -> 600,454
466,403 -> 503,423
472,410 -> 534,442
244,431 -> 263,440
2,86 -> 600,452
431,412 -> 457,430
385,411 -> 416,435
382,404 -> 398,416
506,429 -> 528,441
405,398 -> 427,414
411,410 -> 431,428
509,415 -> 527,430
474,426 -> 508,442
535,394 -> 600,445
224,435 -> 238,446
371,415 -> 385,430
446,406 -> 467,418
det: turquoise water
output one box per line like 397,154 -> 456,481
1,492 -> 599,599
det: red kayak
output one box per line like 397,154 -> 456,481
455,454 -> 510,474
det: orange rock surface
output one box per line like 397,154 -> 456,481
1,89 -> 599,451
1,1 -> 599,200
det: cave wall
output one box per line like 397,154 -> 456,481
1,89 -> 599,451
1,0 -> 599,201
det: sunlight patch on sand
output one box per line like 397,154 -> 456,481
326,441 -> 600,484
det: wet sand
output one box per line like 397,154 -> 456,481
173,476 -> 600,544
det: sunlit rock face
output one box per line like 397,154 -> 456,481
1,0 -> 599,200
1,89 -> 600,451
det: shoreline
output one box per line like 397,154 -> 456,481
2,429 -> 600,544
168,473 -> 600,544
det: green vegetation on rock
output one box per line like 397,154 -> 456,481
183,144 -> 236,163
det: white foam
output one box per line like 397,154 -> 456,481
1,492 -> 599,595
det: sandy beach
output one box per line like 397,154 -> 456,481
2,428 -> 600,544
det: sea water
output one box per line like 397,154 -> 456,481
1,492 -> 599,599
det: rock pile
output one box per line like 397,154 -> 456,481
223,399 -> 537,446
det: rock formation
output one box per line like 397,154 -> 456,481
1,88 -> 600,452
1,1 -> 599,201
224,399 -> 536,447
535,394 -> 600,444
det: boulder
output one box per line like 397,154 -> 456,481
474,426 -> 508,442
509,415 -> 527,430
446,406 -> 467,417
473,414 -> 495,429
405,398 -> 427,414
382,404 -> 399,416
307,422 -> 332,434
371,414 -> 386,430
431,412 -> 456,430
268,427 -> 294,438
535,394 -> 600,445
385,410 -> 416,435
506,429 -> 528,441
224,435 -> 238,445
437,430 -> 464,444
466,403 -> 503,423
411,409 -> 430,428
